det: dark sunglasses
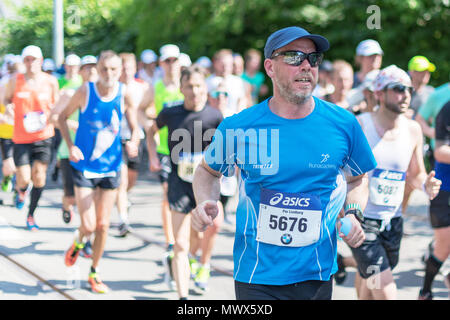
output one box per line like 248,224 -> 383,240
385,83 -> 414,94
270,50 -> 323,67
211,91 -> 228,98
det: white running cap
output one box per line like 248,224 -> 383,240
195,56 -> 212,69
141,49 -> 157,64
159,44 -> 180,61
373,65 -> 411,92
42,58 -> 56,71
21,45 -> 43,59
179,53 -> 192,67
80,55 -> 98,66
356,39 -> 383,56
65,54 -> 81,66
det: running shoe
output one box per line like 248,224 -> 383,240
64,240 -> 84,267
162,249 -> 176,291
118,222 -> 131,237
189,256 -> 200,279
80,240 -> 93,259
62,208 -> 73,224
421,240 -> 435,266
1,175 -> 13,192
194,265 -> 210,292
334,253 -> 347,285
418,289 -> 433,300
14,189 -> 26,210
26,215 -> 39,231
88,272 -> 109,294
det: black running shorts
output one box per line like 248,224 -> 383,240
234,278 -> 333,300
60,159 -> 75,197
167,172 -> 196,214
429,190 -> 450,228
121,140 -> 144,171
13,138 -> 53,166
0,138 -> 14,160
71,166 -> 121,190
157,153 -> 172,184
351,216 -> 403,279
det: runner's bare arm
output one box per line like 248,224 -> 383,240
2,76 -> 16,106
49,89 -> 75,128
406,121 -> 441,199
191,160 -> 222,232
434,140 -> 450,164
57,84 -> 86,161
345,173 -> 369,212
145,121 -> 162,172
138,85 -> 156,131
50,75 -> 60,109
340,173 -> 368,248
123,87 -> 140,157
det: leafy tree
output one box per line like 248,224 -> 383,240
1,0 -> 448,86
0,0 -> 136,60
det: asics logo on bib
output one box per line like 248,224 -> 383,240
269,193 -> 310,207
378,170 -> 403,181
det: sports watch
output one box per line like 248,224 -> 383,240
344,203 -> 364,223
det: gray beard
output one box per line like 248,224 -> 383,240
276,81 -> 313,106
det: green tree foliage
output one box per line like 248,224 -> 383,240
1,0 -> 448,86
129,0 -> 449,86
0,0 -> 136,59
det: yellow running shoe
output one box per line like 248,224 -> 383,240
88,272 -> 109,294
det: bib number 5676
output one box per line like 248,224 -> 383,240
268,215 -> 308,232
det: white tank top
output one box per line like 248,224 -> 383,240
358,112 -> 415,222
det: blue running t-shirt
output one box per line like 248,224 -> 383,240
205,96 -> 377,285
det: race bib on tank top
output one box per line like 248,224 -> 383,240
369,168 -> 406,207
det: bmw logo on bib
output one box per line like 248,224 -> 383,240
281,233 -> 293,245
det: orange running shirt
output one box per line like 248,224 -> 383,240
12,73 -> 55,144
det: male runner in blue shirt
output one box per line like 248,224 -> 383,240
191,26 -> 377,300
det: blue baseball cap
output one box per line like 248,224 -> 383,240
264,26 -> 330,59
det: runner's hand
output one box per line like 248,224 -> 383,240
149,156 -> 161,172
424,170 -> 441,200
191,200 -> 219,232
69,145 -> 84,163
339,214 -> 365,248
125,140 -> 138,158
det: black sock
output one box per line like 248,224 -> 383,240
20,186 -> 28,193
28,186 -> 44,217
90,266 -> 97,274
422,254 -> 443,293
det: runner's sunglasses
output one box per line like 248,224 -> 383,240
270,50 -> 323,67
385,83 -> 414,94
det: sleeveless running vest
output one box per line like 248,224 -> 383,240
358,112 -> 415,221
12,73 -> 55,144
154,79 -> 184,155
71,82 -> 123,176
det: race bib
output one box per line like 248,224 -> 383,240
83,170 -> 117,179
177,152 -> 203,183
369,169 -> 406,207
257,188 -> 322,247
23,111 -> 47,133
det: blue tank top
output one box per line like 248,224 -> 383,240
71,82 -> 123,176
